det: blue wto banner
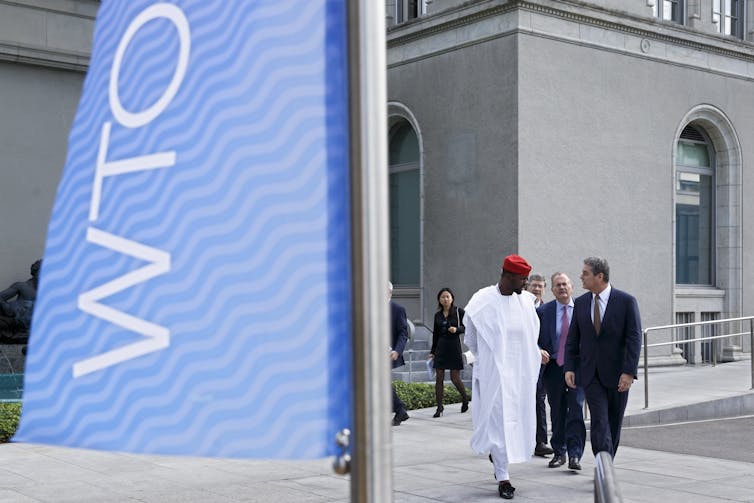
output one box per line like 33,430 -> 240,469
14,0 -> 353,459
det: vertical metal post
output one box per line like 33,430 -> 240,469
750,320 -> 753,390
643,329 -> 649,409
407,349 -> 413,382
347,1 -> 391,502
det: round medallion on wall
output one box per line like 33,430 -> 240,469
640,39 -> 651,53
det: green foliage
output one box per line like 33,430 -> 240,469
393,381 -> 471,410
0,402 -> 21,443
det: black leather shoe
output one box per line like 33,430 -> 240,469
461,400 -> 469,413
568,458 -> 581,470
548,454 -> 566,468
433,405 -> 444,418
498,481 -> 515,499
392,410 -> 409,426
534,442 -> 553,457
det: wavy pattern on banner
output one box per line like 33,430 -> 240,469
16,0 -> 352,459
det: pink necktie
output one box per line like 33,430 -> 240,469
556,304 -> 569,366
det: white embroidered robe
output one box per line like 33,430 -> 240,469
465,286 -> 541,464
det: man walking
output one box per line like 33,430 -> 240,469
537,273 -> 585,470
527,273 -> 553,457
565,257 -> 641,458
526,274 -> 546,308
465,254 -> 543,499
388,282 -> 410,426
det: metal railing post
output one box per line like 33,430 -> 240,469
641,315 -> 754,409
346,0 -> 390,499
643,329 -> 649,409
407,349 -> 413,383
594,451 -> 623,503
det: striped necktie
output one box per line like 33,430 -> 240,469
593,294 -> 601,334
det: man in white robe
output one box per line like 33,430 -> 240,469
465,254 -> 544,500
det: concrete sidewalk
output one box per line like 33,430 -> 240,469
0,360 -> 752,502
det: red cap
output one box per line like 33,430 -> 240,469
502,254 -> 532,276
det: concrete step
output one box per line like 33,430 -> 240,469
410,324 -> 432,342
392,365 -> 473,386
410,339 -> 431,351
404,348 -> 431,362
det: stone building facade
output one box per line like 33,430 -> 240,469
1,1 -> 751,367
0,0 -> 95,287
387,0 -> 754,363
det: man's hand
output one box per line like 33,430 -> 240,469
565,371 -> 576,389
618,373 -> 633,392
390,351 -> 399,361
540,349 -> 550,365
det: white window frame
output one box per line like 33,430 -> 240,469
395,0 -> 429,24
653,0 -> 686,24
712,0 -> 745,38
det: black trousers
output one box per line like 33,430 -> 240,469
392,385 -> 406,414
535,370 -> 547,444
584,377 -> 629,457
542,362 -> 586,459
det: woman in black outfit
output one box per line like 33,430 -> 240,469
429,287 -> 470,417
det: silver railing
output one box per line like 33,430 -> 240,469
594,451 -> 623,503
642,315 -> 754,409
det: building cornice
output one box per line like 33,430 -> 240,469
0,0 -> 96,72
0,42 -> 89,72
0,0 -> 99,18
388,1 -> 516,47
388,0 -> 754,63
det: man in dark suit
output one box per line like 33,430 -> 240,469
565,257 -> 641,458
537,273 -> 585,470
389,282 -> 410,426
527,273 -> 553,457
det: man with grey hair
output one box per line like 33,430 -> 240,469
526,273 -> 546,308
538,272 -> 585,470
565,257 -> 641,458
526,272 -> 552,457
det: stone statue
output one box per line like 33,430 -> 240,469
0,259 -> 41,343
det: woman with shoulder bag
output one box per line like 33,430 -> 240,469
429,287 -> 470,417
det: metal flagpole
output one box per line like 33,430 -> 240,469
347,0 -> 391,501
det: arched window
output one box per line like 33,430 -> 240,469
675,125 -> 714,285
388,119 -> 420,286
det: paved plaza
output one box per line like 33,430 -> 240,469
1,360 -> 753,502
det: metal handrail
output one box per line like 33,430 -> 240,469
642,315 -> 754,408
594,451 -> 623,503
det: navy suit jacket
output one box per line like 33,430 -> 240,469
564,288 -> 641,388
537,299 -> 568,363
390,301 -> 408,368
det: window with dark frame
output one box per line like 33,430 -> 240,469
388,120 -> 420,287
675,125 -> 715,286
